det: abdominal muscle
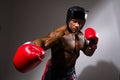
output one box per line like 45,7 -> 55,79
51,48 -> 80,69
64,50 -> 80,68
51,32 -> 83,69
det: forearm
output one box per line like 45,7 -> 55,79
83,41 -> 97,56
33,38 -> 47,50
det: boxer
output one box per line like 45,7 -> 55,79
13,6 -> 99,80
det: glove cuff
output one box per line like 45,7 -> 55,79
24,41 -> 35,45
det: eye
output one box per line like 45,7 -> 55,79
72,19 -> 78,23
79,20 -> 85,25
71,19 -> 85,25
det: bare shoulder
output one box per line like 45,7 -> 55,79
46,25 -> 66,39
52,25 -> 66,37
54,25 -> 67,32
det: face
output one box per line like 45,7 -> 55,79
68,19 -> 85,33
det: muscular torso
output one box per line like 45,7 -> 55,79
33,25 -> 95,75
50,28 -> 85,69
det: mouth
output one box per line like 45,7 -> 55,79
72,28 -> 79,32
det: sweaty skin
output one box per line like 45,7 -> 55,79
33,19 -> 96,70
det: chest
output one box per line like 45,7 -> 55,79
60,34 -> 85,51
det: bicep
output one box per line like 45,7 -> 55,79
34,26 -> 65,50
33,31 -> 59,50
44,27 -> 65,48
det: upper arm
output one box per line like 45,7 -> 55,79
33,26 -> 65,50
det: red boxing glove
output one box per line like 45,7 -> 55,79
13,41 -> 45,73
84,27 -> 99,49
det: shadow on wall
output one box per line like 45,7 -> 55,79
77,61 -> 119,80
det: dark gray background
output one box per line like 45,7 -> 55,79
0,0 -> 120,80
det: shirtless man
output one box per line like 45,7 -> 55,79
13,6 -> 98,80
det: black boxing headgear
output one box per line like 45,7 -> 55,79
66,6 -> 87,32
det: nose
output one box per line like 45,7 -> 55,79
74,22 -> 79,28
